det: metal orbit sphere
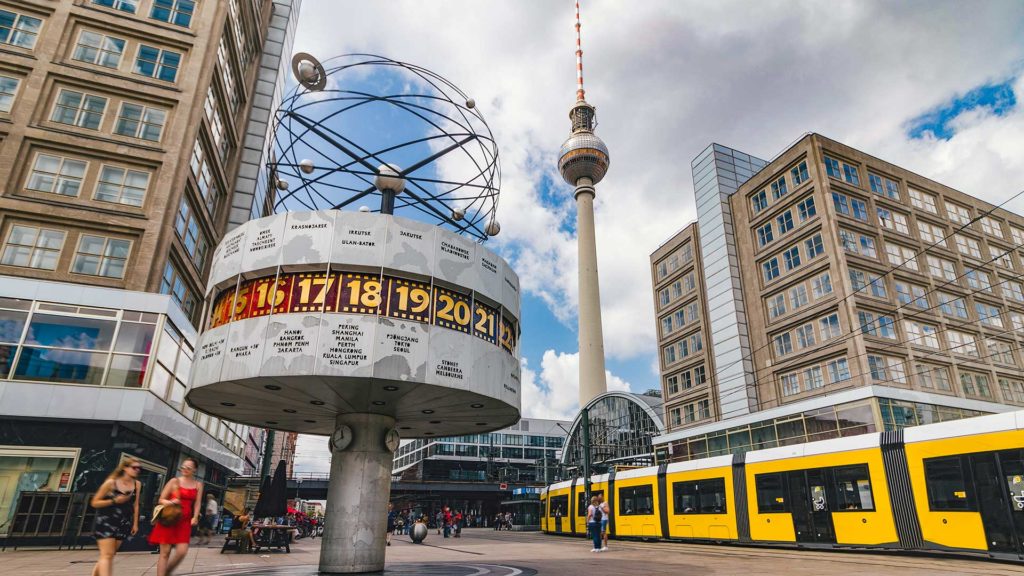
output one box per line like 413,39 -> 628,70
272,53 -> 501,242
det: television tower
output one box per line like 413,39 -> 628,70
558,1 -> 610,408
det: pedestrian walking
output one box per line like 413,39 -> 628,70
386,503 -> 396,546
494,512 -> 501,530
443,507 -> 452,538
89,458 -> 142,576
435,510 -> 443,535
586,496 -> 603,552
454,511 -> 463,537
198,493 -> 218,545
599,494 -> 610,551
149,457 -> 204,576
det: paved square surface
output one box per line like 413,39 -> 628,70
1,529 -> 1020,575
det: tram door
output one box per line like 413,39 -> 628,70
786,469 -> 836,544
971,451 -> 1024,555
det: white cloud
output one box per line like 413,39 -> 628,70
293,435 -> 330,475
520,351 -> 631,421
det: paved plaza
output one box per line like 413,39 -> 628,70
2,529 -> 1021,576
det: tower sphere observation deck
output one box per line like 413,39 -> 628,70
558,101 -> 610,186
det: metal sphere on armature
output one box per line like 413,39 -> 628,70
374,164 -> 405,194
271,53 -> 502,242
558,131 -> 610,186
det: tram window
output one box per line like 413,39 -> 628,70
578,491 -> 604,516
673,477 -> 727,514
549,495 -> 568,517
755,473 -> 788,513
619,485 -> 655,516
833,464 -> 874,511
924,456 -> 973,511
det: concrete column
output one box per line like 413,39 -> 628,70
574,176 -> 608,408
320,413 -> 396,574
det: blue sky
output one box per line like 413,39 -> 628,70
288,0 -> 1024,473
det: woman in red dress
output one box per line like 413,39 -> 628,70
149,457 -> 204,576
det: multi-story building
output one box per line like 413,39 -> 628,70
391,418 -> 567,519
653,134 -> 1024,461
0,0 -> 299,544
267,429 -> 298,477
650,223 -> 715,429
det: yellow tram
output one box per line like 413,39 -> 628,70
541,410 -> 1024,561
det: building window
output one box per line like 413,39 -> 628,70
762,257 -> 779,282
751,190 -> 767,215
824,156 -> 841,180
909,188 -> 937,214
812,272 -> 833,299
953,234 -> 982,259
905,320 -> 939,348
1011,227 -> 1024,246
925,255 -> 957,281
840,230 -> 876,258
917,221 -> 947,247
72,235 -> 131,278
832,192 -> 850,216
868,355 -> 906,384
204,87 -> 229,158
72,30 -> 125,68
767,293 -> 786,319
693,365 -> 706,386
797,197 -> 816,221
959,371 -> 992,398
93,0 -> 138,13
850,269 -> 887,298
790,161 -> 809,185
51,89 -> 108,130
150,0 -> 195,27
1002,280 -> 1024,302
858,310 -> 895,339
986,339 -> 1014,365
936,292 -> 968,319
670,407 -> 681,427
0,75 -> 18,112
915,363 -> 952,391
782,246 -> 800,271
781,372 -> 800,396
804,234 -> 825,259
660,316 -> 672,336
979,217 -> 1003,239
94,165 -> 149,207
946,203 -> 971,225
160,261 -> 199,322
663,343 -> 676,365
115,103 -> 166,142
795,323 -> 815,349
877,207 -> 909,234
975,302 -> 1002,328
789,284 -> 808,310
818,313 -> 841,340
773,333 -> 792,357
804,365 -> 824,390
869,173 -> 900,200
191,141 -> 220,215
998,378 -> 1024,404
776,211 -> 794,234
964,268 -> 991,291
1,225 -> 65,270
884,242 -> 918,271
756,223 -> 773,247
134,45 -> 181,82
827,358 -> 851,383
1012,313 -> 1024,332
895,280 -> 927,308
26,154 -> 88,197
666,374 -> 679,395
771,176 -> 787,200
946,331 -> 978,358
994,249 -> 1013,269
0,9 -> 42,49
217,39 -> 239,111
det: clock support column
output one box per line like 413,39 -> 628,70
320,412 -> 398,574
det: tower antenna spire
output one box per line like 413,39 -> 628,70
575,0 -> 585,102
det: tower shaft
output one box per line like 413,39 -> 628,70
575,177 -> 608,406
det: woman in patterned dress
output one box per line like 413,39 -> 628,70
149,457 -> 204,576
90,458 -> 142,576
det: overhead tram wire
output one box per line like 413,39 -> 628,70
682,183 -> 1024,390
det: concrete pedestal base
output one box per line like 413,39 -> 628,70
319,413 -> 396,574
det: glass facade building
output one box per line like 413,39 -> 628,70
560,392 -> 665,473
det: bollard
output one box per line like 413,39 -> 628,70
410,522 -> 428,544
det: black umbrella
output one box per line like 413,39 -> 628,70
264,460 -> 289,519
252,474 -> 272,519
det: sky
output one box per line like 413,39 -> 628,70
287,0 -> 1024,474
